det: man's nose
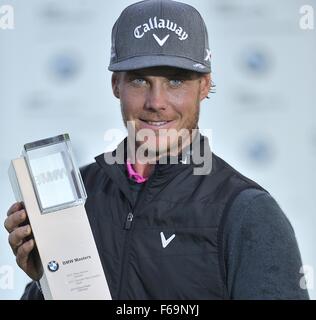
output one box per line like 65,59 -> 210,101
144,83 -> 167,112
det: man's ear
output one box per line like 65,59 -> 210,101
199,73 -> 211,101
112,72 -> 120,99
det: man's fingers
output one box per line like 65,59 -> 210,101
8,225 -> 32,254
4,210 -> 26,233
7,202 -> 23,216
16,239 -> 34,269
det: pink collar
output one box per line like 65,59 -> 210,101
126,160 -> 148,184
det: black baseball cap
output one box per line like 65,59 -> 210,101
108,0 -> 211,73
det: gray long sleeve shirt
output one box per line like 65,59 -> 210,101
224,188 -> 309,299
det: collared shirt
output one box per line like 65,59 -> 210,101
126,160 -> 148,184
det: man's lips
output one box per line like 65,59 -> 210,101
139,119 -> 177,130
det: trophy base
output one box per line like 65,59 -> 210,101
9,157 -> 112,300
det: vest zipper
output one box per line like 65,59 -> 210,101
124,212 -> 133,230
117,169 -> 158,299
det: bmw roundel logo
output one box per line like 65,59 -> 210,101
47,261 -> 59,272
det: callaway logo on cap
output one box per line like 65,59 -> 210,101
108,0 -> 211,73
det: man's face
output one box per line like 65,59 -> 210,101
112,67 -> 210,159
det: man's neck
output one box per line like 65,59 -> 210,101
133,161 -> 155,178
127,130 -> 199,178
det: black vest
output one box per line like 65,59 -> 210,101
81,134 -> 267,299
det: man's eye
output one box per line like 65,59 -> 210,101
169,79 -> 183,87
132,78 -> 146,86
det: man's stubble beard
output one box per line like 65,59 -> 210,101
121,99 -> 200,162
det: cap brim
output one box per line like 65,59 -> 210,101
108,55 -> 211,74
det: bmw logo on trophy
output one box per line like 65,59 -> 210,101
47,261 -> 59,272
8,134 -> 112,300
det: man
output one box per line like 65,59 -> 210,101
4,0 -> 309,299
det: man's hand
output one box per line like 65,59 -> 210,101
4,202 -> 43,280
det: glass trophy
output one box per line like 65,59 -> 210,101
22,134 -> 87,214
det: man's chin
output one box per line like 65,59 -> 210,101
135,138 -> 184,161
130,126 -> 195,162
